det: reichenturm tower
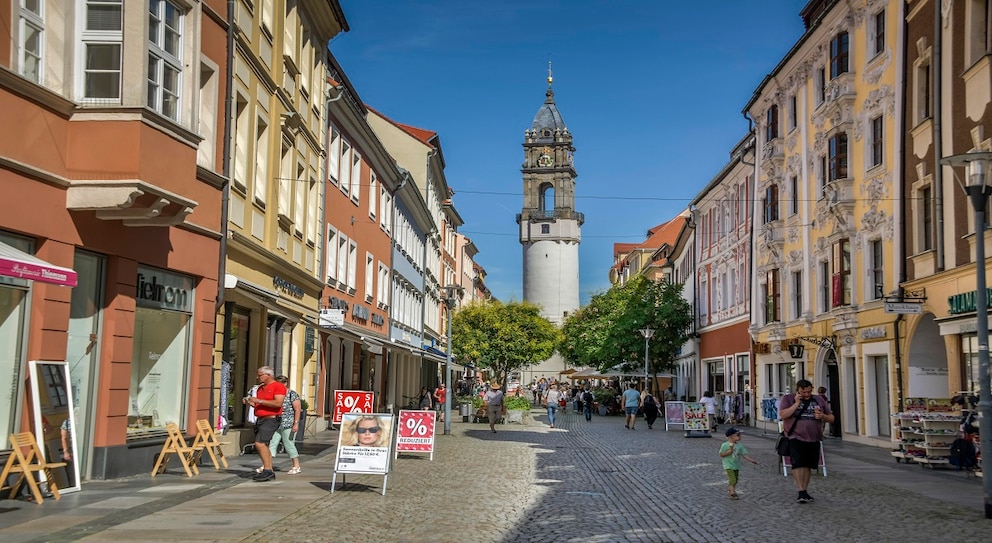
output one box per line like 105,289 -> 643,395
518,67 -> 582,328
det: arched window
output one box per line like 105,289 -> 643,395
539,183 -> 555,213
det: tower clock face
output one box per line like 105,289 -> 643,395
538,153 -> 554,167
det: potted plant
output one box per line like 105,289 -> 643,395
592,389 -> 616,417
503,396 -> 532,423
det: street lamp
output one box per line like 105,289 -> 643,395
942,150 -> 992,518
442,284 -> 465,436
639,328 -> 655,394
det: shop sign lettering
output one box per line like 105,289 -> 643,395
273,276 -> 304,298
136,267 -> 192,312
352,304 -> 370,321
948,288 -> 992,315
371,314 -> 385,326
861,327 -> 886,340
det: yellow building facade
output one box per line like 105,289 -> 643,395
747,0 -> 903,447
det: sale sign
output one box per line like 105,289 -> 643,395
332,390 -> 375,424
395,410 -> 436,455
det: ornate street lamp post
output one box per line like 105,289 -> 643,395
942,151 -> 992,518
639,328 -> 655,393
442,284 -> 464,436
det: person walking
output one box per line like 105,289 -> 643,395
642,392 -> 660,429
434,382 -> 447,422
622,382 -> 641,430
418,386 -> 434,411
542,383 -> 563,428
260,375 -> 302,475
779,379 -> 833,504
700,390 -> 718,432
582,387 -> 594,422
246,366 -> 286,482
483,382 -> 504,433
718,427 -> 757,499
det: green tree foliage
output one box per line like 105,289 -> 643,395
561,276 -> 692,385
450,300 -> 561,387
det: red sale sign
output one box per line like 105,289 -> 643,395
332,390 -> 375,424
395,410 -> 436,454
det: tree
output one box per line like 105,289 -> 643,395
450,299 -> 561,387
561,276 -> 692,389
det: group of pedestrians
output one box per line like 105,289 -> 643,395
244,366 -> 303,482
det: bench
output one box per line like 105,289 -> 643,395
151,422 -> 204,477
0,432 -> 67,504
191,419 -> 229,470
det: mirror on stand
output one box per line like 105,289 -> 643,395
28,360 -> 81,494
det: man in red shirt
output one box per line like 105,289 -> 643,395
434,383 -> 446,422
247,366 -> 286,481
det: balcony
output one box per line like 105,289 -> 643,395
761,138 -> 785,173
516,209 -> 585,225
821,73 -> 856,127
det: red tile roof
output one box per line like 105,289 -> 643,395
365,104 -> 437,147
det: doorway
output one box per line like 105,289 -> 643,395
825,350 -> 842,438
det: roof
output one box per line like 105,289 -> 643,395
531,85 -> 567,139
637,217 -> 682,250
364,104 -> 438,147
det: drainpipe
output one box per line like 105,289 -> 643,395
742,112 -> 757,424
215,0 -> 236,432
893,0 -> 910,413
933,0 -> 944,271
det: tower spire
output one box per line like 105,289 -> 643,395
546,61 -> 555,102
547,60 -> 553,88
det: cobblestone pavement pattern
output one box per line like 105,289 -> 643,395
1,408 -> 987,543
244,410 -> 987,543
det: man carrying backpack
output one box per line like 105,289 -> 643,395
582,387 -> 595,422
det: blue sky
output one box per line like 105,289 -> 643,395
331,1 -> 807,303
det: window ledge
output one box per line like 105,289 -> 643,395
66,179 -> 197,227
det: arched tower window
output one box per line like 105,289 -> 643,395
539,183 -> 555,213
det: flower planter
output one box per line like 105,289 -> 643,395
506,409 -> 527,423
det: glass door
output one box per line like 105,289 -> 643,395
66,250 -> 104,480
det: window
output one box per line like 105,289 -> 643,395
819,260 -> 830,313
278,146 -> 291,216
765,105 -> 779,142
966,0 -> 991,67
829,133 -> 848,181
380,190 -> 392,232
916,60 -> 931,123
147,0 -> 183,121
870,10 -> 885,57
350,151 -> 362,203
325,227 -> 338,281
815,66 -> 826,105
233,95 -> 249,190
869,116 -> 884,168
832,239 -> 851,307
347,241 -> 358,291
369,171 -> 378,219
253,117 -> 269,205
197,63 -> 218,168
765,269 -> 780,323
788,94 -> 797,131
921,186 -> 933,251
763,184 -> 779,223
327,127 -> 341,185
365,253 -> 374,302
336,234 -> 348,287
818,155 -> 828,197
830,32 -> 849,79
789,175 -> 799,216
81,0 -> 123,100
699,279 -> 708,326
377,262 -> 389,307
339,140 -> 352,196
18,0 -> 44,83
306,178 -> 317,244
541,224 -> 550,234
869,239 -> 883,300
294,162 -> 305,232
792,270 -> 803,319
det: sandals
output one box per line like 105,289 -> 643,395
729,491 -> 739,500
287,466 -> 302,475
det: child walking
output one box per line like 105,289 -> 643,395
718,427 -> 757,499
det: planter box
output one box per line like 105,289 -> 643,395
506,410 -> 527,424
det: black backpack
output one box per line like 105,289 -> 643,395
583,391 -> 594,404
949,438 -> 977,470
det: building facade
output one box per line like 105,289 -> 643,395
747,0 -> 902,446
693,135 -> 755,418
2,0 -> 228,478
899,0 -> 992,417
216,1 -> 347,450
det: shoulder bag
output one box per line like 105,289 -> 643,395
775,399 -> 809,456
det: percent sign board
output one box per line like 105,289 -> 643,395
395,410 -> 436,454
332,390 -> 375,424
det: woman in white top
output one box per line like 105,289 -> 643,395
543,384 -> 563,428
700,390 -> 718,432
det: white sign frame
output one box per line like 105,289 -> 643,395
28,360 -> 81,494
331,412 -> 394,496
394,409 -> 436,460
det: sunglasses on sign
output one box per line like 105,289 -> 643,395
356,427 -> 381,434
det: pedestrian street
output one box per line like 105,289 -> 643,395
241,408 -> 986,543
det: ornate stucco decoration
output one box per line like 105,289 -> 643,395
863,50 -> 892,85
787,249 -> 804,267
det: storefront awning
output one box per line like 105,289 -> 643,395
0,242 -> 77,287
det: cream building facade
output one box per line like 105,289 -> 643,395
747,0 -> 903,447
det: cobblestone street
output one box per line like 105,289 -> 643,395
241,409 -> 987,543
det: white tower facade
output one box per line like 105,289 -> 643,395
518,77 -> 582,329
